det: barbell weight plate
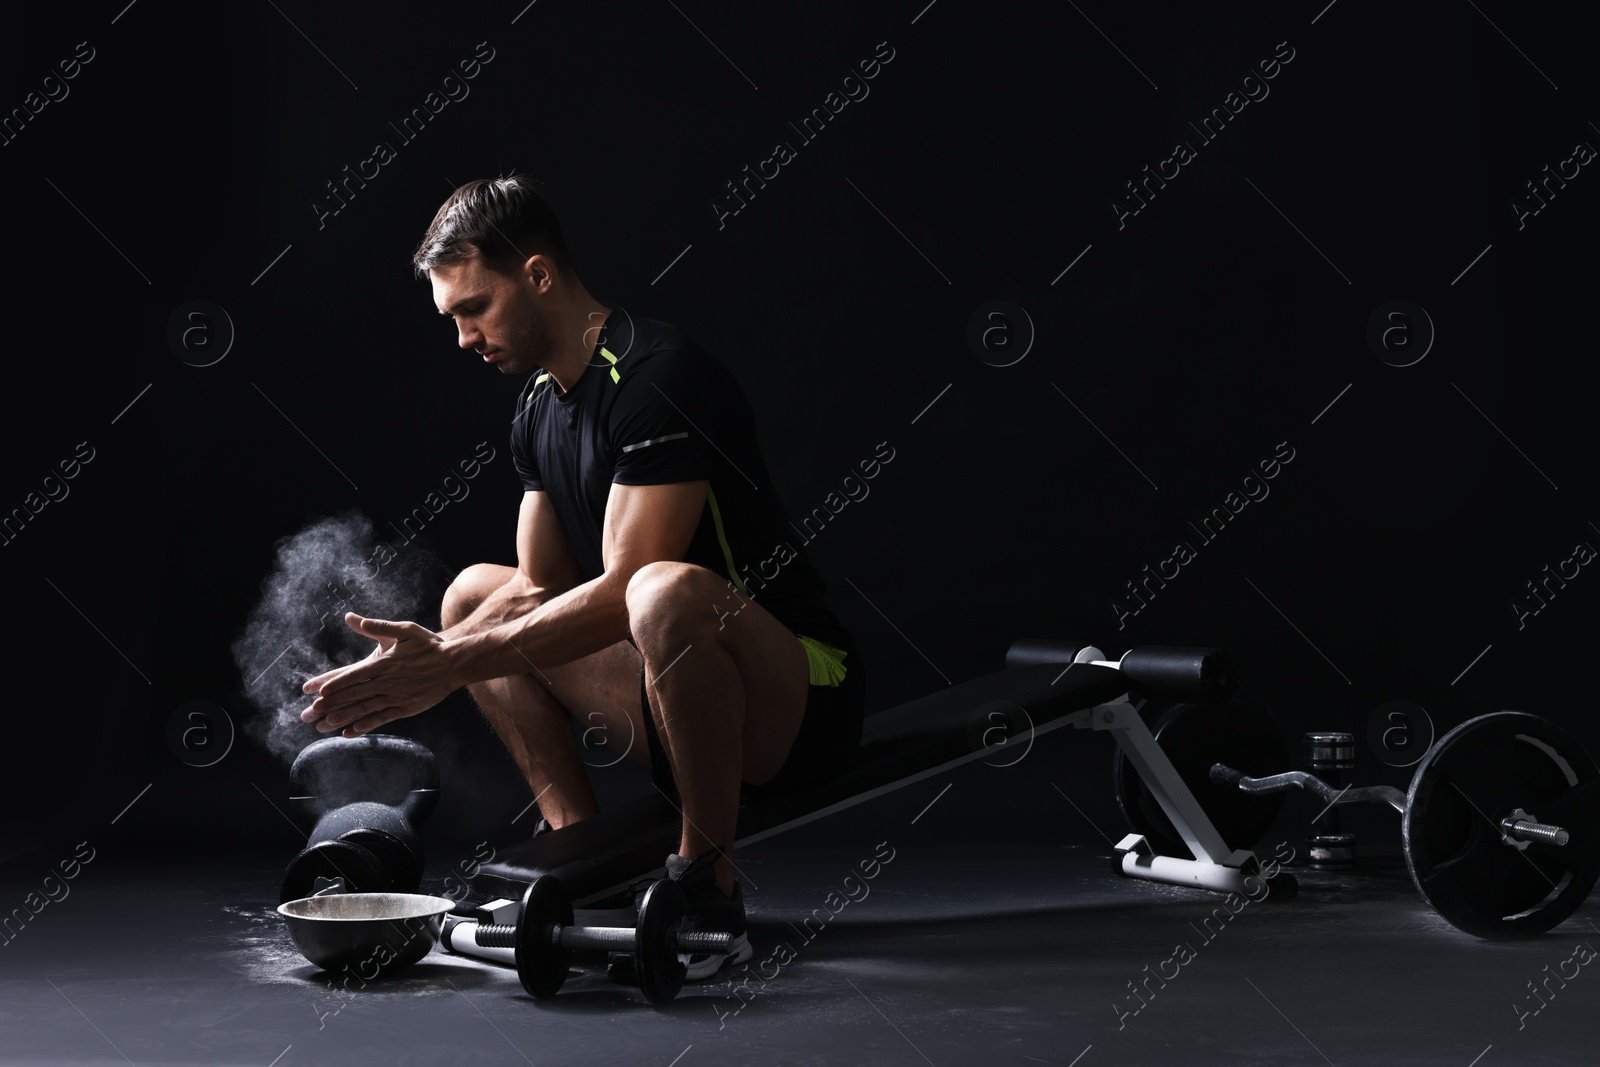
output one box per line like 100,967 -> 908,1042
515,876 -> 574,998
1111,698 -> 1288,857
635,879 -> 689,1005
1403,711 -> 1599,939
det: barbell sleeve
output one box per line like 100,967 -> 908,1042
1501,816 -> 1569,847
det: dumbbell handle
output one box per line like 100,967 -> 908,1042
465,920 -> 732,954
558,924 -> 732,953
1209,764 -> 1407,813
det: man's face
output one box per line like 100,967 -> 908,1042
430,251 -> 551,377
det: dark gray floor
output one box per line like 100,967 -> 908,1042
3,738 -> 1596,1067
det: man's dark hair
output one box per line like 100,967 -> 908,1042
412,175 -> 574,278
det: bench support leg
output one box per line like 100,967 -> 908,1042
1081,700 -> 1260,894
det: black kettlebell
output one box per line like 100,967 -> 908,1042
279,735 -> 439,903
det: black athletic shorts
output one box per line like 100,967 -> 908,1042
638,632 -> 866,804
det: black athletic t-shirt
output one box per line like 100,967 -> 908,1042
509,307 -> 856,656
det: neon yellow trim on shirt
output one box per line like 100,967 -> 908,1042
525,373 -> 550,407
706,486 -> 847,687
599,346 -> 621,384
706,485 -> 749,597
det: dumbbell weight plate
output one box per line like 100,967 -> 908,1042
515,876 -> 574,998
635,879 -> 689,1005
337,826 -> 422,894
1111,698 -> 1288,857
279,839 -> 389,904
1403,711 -> 1599,939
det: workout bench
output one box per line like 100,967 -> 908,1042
466,641 -> 1282,907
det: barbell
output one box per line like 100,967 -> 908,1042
1210,711 -> 1599,939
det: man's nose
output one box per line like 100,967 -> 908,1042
458,324 -> 481,350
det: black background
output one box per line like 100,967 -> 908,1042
2,2 -> 1594,863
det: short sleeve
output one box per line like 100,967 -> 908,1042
510,401 -> 544,491
609,350 -> 719,485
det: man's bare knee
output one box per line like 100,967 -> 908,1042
625,561 -> 719,651
442,562 -> 516,629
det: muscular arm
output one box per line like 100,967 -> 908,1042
438,490 -> 582,639
446,479 -> 709,680
301,477 -> 712,736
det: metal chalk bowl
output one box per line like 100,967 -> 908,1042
278,892 -> 457,974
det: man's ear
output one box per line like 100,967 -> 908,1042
523,253 -> 559,290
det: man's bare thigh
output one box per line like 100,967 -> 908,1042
462,563 -> 649,769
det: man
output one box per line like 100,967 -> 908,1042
299,175 -> 866,978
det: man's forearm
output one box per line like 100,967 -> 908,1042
439,574 -> 552,641
443,574 -> 633,685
